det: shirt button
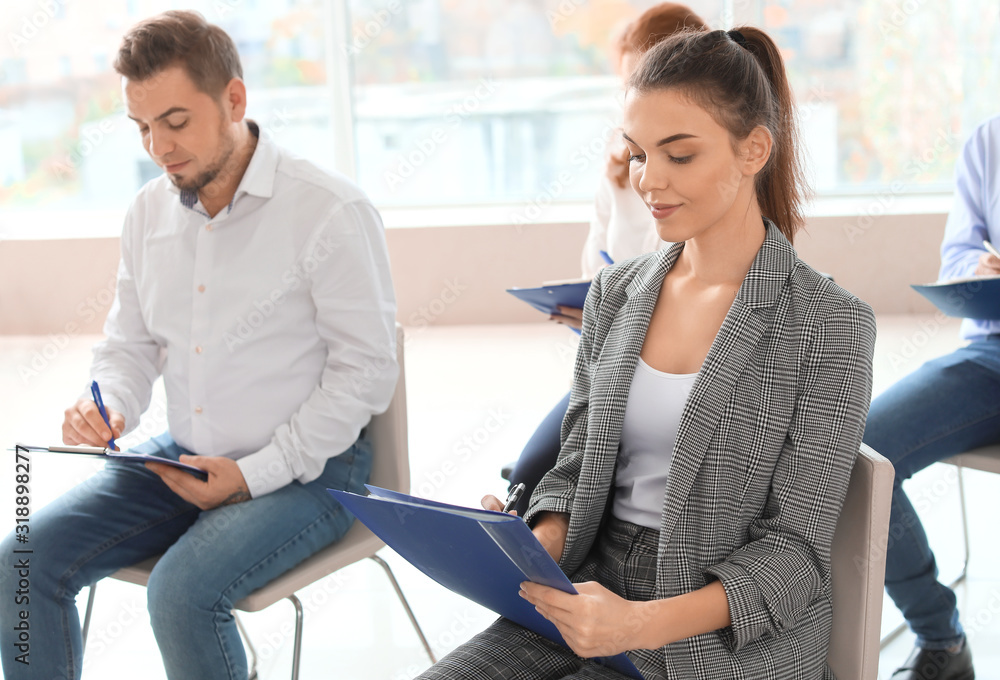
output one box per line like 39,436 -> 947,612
194,406 -> 203,414
197,284 -> 206,293
195,346 -> 203,354
205,224 -> 213,231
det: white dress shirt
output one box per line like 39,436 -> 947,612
90,123 -> 398,498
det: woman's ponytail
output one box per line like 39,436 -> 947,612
735,27 -> 805,242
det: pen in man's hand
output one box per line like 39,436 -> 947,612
503,483 -> 526,514
90,380 -> 117,450
984,240 -> 1000,260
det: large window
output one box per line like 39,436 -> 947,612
1,0 -> 998,236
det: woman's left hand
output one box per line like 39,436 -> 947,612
520,580 -> 653,657
550,305 -> 584,331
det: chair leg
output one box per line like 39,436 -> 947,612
288,594 -> 304,680
948,466 -> 970,588
880,464 -> 971,649
235,612 -> 259,680
81,582 -> 98,649
369,554 -> 437,664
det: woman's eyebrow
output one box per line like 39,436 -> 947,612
621,131 -> 697,146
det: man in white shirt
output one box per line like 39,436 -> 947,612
0,11 -> 396,680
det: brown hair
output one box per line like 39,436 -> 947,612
628,27 -> 807,242
609,4 -> 707,188
114,10 -> 243,98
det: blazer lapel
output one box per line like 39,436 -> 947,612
657,222 -> 796,548
570,244 -> 683,555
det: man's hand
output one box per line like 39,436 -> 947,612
975,251 -> 1000,276
550,305 -> 583,331
63,399 -> 124,449
146,456 -> 251,510
520,580 -> 653,657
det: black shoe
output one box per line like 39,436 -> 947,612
890,641 -> 974,680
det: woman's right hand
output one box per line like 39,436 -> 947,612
550,306 -> 583,331
482,495 -> 569,563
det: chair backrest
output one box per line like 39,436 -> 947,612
944,444 -> 1000,474
231,324 -> 408,612
366,323 -> 409,495
827,443 -> 894,680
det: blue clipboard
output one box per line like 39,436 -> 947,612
330,486 -> 645,680
911,276 -> 1000,320
13,443 -> 209,481
505,280 -> 591,332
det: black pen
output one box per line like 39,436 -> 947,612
502,483 -> 526,514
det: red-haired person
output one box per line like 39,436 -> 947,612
422,26 -> 875,680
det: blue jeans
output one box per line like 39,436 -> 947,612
508,392 -> 570,517
862,338 -> 1000,650
0,431 -> 372,680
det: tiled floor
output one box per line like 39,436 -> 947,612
0,316 -> 997,679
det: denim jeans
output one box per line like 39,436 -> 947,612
0,431 -> 372,680
862,337 -> 1000,650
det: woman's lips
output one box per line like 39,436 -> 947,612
648,203 -> 680,219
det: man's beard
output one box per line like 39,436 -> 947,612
167,128 -> 237,194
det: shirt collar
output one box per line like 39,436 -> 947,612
234,120 -> 277,201
173,120 -> 277,211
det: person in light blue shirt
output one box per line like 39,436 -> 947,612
862,115 -> 1000,680
939,116 -> 1000,340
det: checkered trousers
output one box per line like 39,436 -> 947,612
415,516 -> 662,680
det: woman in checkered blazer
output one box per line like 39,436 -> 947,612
421,25 -> 876,680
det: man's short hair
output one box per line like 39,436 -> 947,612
114,10 -> 243,98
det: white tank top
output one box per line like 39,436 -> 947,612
612,357 -> 698,530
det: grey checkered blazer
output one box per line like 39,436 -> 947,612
525,220 -> 877,679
